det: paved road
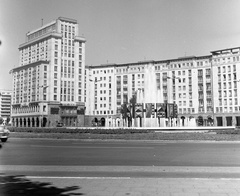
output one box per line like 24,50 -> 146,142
1,138 -> 240,177
1,138 -> 240,166
1,138 -> 240,195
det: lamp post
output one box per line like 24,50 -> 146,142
89,78 -> 101,126
166,75 -> 181,126
39,85 -> 49,127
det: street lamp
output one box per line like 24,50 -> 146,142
89,78 -> 102,125
39,85 -> 49,127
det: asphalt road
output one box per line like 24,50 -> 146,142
1,138 -> 240,196
1,138 -> 240,178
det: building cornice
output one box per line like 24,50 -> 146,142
74,36 -> 86,43
88,54 -> 213,70
19,32 -> 62,49
211,47 -> 240,55
11,60 -> 49,73
58,17 -> 77,24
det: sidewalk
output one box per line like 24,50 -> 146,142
27,177 -> 240,196
1,165 -> 240,195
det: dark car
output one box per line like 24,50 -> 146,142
56,123 -> 64,127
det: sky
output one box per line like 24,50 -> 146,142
1,0 -> 240,90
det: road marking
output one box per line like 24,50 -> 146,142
24,176 -> 240,181
26,176 -> 131,180
30,145 -> 155,149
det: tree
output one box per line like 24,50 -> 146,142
6,117 -> 10,124
129,94 -> 136,119
0,117 -> 3,125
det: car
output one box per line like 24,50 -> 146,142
0,125 -> 10,142
56,122 -> 64,127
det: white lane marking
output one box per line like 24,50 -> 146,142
26,176 -> 131,180
30,145 -> 155,149
24,176 -> 240,181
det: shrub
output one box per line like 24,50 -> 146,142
8,127 -> 152,134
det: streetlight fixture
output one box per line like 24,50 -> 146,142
39,85 -> 49,127
89,78 -> 102,125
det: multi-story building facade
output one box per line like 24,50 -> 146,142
10,17 -> 86,127
0,90 -> 12,124
86,47 -> 240,127
211,47 -> 240,126
85,64 -> 116,126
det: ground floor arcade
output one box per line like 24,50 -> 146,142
11,116 -> 80,127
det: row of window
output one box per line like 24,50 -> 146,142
27,23 -> 56,41
216,106 -> 240,113
218,81 -> 238,90
93,110 -> 114,115
213,56 -> 240,64
219,98 -> 238,105
20,40 -> 50,66
61,24 -> 75,33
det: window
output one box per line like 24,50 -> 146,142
189,93 -> 192,99
189,101 -> 192,107
188,70 -> 192,76
233,65 -> 236,72
223,74 -> 226,81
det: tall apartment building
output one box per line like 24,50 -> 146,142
0,90 -> 12,123
85,65 -> 116,126
86,47 -> 240,127
10,17 -> 86,127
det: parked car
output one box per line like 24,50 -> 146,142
56,122 -> 64,127
0,125 -> 10,142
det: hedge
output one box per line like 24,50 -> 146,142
7,127 -> 152,134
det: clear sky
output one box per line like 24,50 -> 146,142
1,0 -> 240,90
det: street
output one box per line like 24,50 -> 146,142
1,138 -> 240,195
1,138 -> 240,175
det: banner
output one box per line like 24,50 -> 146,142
173,103 -> 178,118
126,103 -> 131,117
156,103 -> 166,118
151,103 -> 156,118
167,103 -> 174,118
145,103 -> 152,118
135,104 -> 143,118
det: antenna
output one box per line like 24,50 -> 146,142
41,18 -> 43,27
